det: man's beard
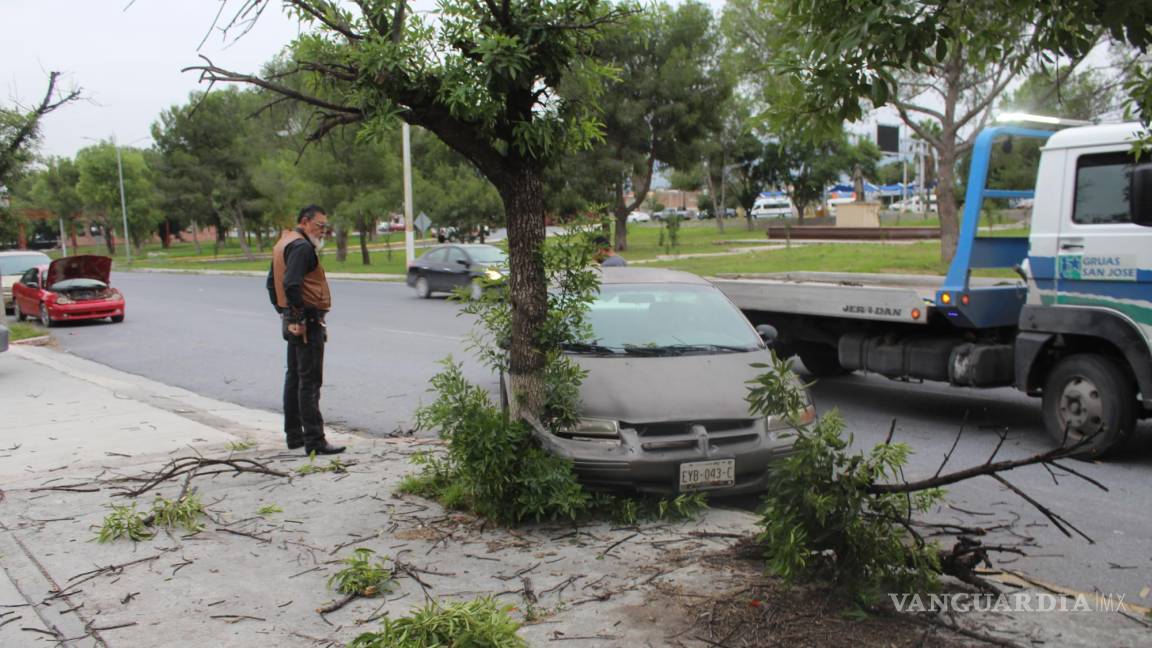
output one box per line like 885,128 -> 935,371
307,233 -> 326,251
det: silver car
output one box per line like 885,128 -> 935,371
1,250 -> 52,312
528,267 -> 812,497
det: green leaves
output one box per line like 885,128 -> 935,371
96,502 -> 153,543
349,597 -> 527,648
748,352 -> 943,603
328,548 -> 395,597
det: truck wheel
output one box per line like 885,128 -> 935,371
1042,354 -> 1136,458
13,301 -> 26,321
798,344 -> 851,378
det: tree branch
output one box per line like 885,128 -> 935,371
289,0 -> 364,41
183,55 -> 362,117
1,71 -> 81,180
865,440 -> 1093,495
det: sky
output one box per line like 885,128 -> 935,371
2,0 -> 306,157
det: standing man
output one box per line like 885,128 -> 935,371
267,205 -> 345,455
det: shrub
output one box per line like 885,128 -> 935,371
328,548 -> 395,597
348,597 -> 527,648
750,352 -> 944,604
406,361 -> 590,525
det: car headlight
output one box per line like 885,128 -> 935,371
54,295 -> 73,305
484,268 -> 503,281
557,418 -> 620,439
765,404 -> 818,430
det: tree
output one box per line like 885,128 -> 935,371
412,127 -> 502,237
726,0 -> 1152,260
75,143 -> 159,255
28,157 -> 84,249
151,88 -> 265,260
0,71 -> 81,187
575,0 -> 730,251
191,0 -> 625,417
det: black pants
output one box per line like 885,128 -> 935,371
283,317 -> 327,449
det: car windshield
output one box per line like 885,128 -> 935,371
50,278 -> 107,291
570,283 -> 761,355
0,254 -> 49,275
468,248 -> 507,265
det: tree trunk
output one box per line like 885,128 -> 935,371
191,220 -> 202,255
226,205 -> 256,261
614,208 -> 628,253
936,142 -> 959,264
103,223 -> 116,256
358,213 -> 371,265
499,167 -> 549,419
335,225 -> 349,262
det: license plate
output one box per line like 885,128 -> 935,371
679,459 -> 735,491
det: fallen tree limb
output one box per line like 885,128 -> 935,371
110,457 -> 289,497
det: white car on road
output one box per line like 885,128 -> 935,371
627,211 -> 652,223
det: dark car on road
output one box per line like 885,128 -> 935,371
506,267 -> 813,497
407,244 -> 508,299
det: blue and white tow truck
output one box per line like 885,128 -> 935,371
714,122 -> 1152,457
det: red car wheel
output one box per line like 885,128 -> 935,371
39,303 -> 54,328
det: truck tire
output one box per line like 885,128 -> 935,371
1041,354 -> 1136,459
798,344 -> 851,378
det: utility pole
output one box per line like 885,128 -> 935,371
114,136 -> 131,264
402,123 -> 415,267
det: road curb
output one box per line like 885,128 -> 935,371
11,335 -> 51,346
123,267 -> 406,282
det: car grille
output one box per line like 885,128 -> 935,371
629,419 -> 761,452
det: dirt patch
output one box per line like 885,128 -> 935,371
648,538 -> 974,648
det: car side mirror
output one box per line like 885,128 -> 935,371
456,259 -> 469,267
755,324 -> 778,345
1130,162 -> 1152,227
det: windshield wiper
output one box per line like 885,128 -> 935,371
561,341 -> 619,355
623,344 -> 756,356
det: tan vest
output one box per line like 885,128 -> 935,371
272,230 -> 331,311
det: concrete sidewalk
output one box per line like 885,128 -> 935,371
1,346 -> 1147,647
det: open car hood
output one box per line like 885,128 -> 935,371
47,255 -> 112,287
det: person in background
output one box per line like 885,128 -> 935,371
266,205 -> 345,456
592,235 -> 627,267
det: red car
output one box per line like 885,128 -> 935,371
11,255 -> 125,327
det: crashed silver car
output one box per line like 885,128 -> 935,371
533,267 -> 813,497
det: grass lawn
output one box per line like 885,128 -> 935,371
56,216 -> 1027,278
7,322 -> 48,341
646,240 -> 1019,279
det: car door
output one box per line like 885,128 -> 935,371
1056,146 -> 1152,344
443,247 -> 472,290
14,268 -> 39,314
418,248 -> 447,290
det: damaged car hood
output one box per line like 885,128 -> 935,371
572,349 -> 775,423
47,255 -> 112,287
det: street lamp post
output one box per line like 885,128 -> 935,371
113,136 -> 131,264
402,122 -> 415,268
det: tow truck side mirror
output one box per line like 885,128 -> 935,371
1130,162 -> 1152,227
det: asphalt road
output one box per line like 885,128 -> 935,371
18,270 -> 1152,604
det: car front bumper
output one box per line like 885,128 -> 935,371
46,300 -> 124,322
533,418 -> 796,497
